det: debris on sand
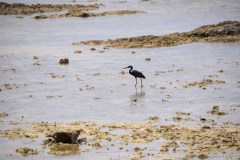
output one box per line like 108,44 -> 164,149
16,147 -> 38,156
176,112 -> 191,116
183,79 -> 225,88
59,58 -> 69,64
148,116 -> 159,121
208,105 -> 228,116
46,73 -> 65,79
0,112 -> 8,117
74,50 -> 82,54
0,2 -> 100,15
73,21 -> 240,48
172,116 -> 193,122
2,83 -> 26,90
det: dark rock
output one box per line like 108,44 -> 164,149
50,130 -> 81,144
59,58 -> 69,64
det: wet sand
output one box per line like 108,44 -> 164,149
73,21 -> 240,48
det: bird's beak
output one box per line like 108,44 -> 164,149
123,67 -> 128,69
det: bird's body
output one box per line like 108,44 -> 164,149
123,65 -> 146,87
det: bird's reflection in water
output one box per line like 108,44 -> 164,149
129,87 -> 146,104
135,87 -> 145,97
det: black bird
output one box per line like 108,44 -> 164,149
123,65 -> 146,87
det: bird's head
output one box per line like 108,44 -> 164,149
123,65 -> 133,69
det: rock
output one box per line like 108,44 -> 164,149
59,58 -> 69,64
50,130 -> 81,144
74,50 -> 82,54
133,147 -> 142,152
218,70 -> 224,73
90,48 -> 96,51
200,118 -> 207,122
16,147 -> 38,156
202,126 -> 211,130
145,57 -> 151,61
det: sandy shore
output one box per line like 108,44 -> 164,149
73,21 -> 240,48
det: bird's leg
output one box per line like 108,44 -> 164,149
135,77 -> 137,88
141,79 -> 143,88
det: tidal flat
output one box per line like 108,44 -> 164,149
0,0 -> 240,159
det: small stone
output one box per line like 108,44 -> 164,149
59,58 -> 69,64
145,57 -> 151,61
133,147 -> 141,152
218,70 -> 224,73
74,50 -> 82,54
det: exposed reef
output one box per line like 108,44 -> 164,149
0,2 -> 100,15
0,2 -> 144,19
34,10 -> 144,19
0,118 -> 239,158
73,21 -> 240,48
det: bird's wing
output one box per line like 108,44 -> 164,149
132,70 -> 146,79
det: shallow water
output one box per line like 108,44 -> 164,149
0,0 -> 240,159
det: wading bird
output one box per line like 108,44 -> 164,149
123,65 -> 146,87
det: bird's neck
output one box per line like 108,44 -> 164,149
129,67 -> 133,74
